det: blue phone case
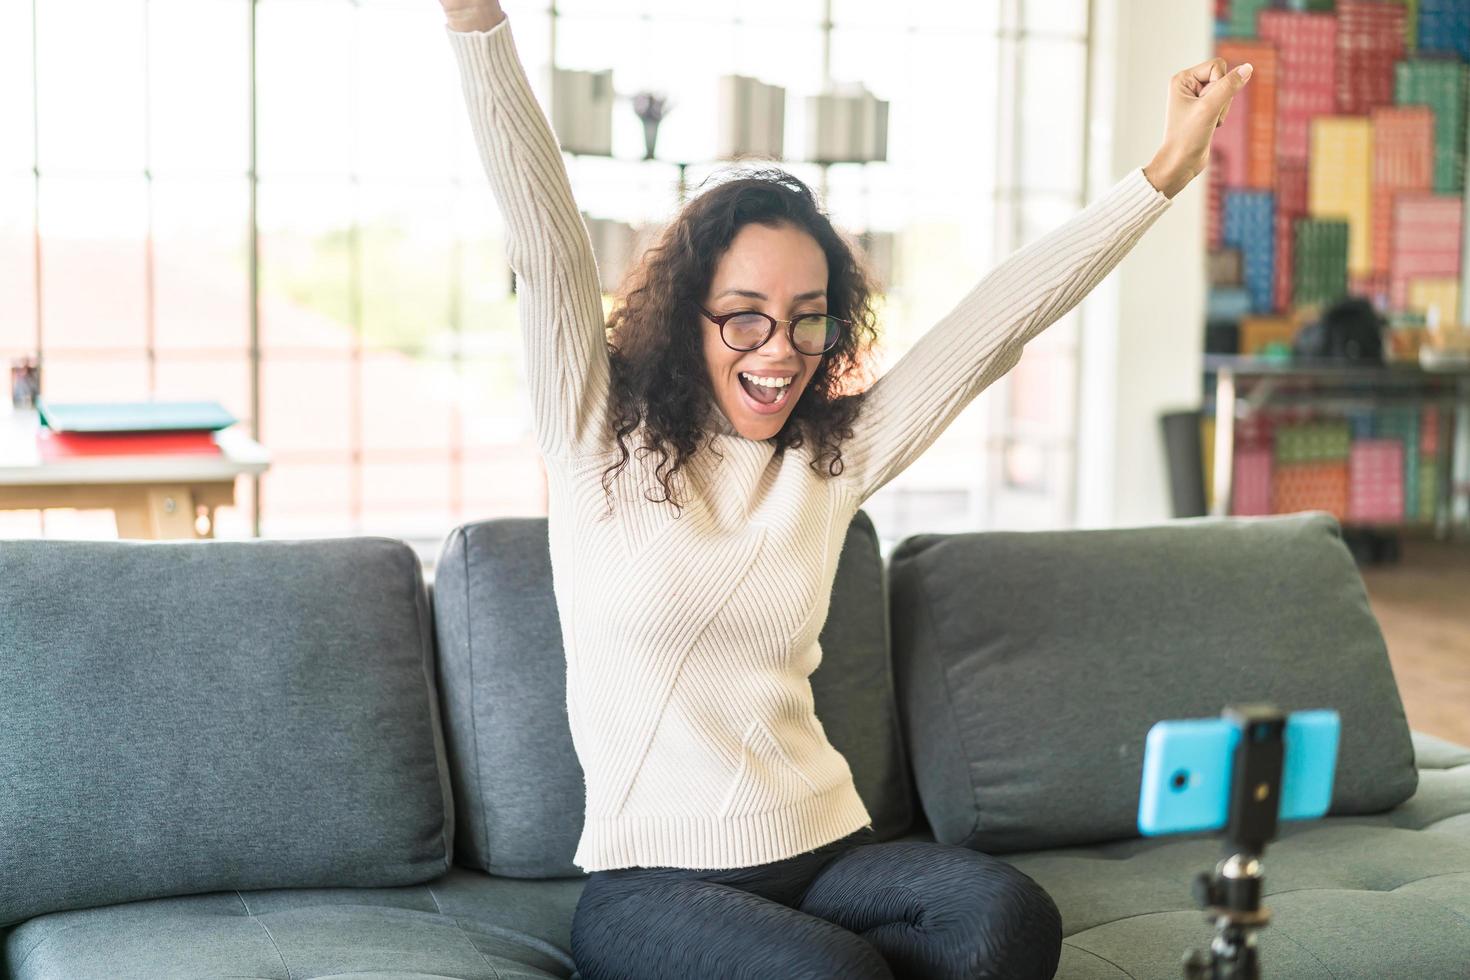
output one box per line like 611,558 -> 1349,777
1137,710 -> 1339,836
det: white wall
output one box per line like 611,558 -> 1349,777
1075,0 -> 1211,528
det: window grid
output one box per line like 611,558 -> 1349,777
982,0 -> 1092,531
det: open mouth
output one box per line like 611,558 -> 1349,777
737,372 -> 794,414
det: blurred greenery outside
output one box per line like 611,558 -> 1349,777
258,218 -> 519,356
245,213 -> 931,399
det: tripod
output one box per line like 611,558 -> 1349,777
1181,705 -> 1285,980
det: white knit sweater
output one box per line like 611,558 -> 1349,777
445,14 -> 1172,872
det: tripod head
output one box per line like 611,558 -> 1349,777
1181,704 -> 1286,980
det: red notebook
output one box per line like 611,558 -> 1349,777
37,428 -> 222,460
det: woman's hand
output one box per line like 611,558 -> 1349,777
438,0 -> 505,32
1143,57 -> 1252,199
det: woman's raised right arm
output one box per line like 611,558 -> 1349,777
441,2 -> 611,459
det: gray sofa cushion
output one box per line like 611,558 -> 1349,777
0,537 -> 455,928
3,868 -> 585,980
432,509 -> 912,877
888,511 -> 1419,855
10,731 -> 1462,979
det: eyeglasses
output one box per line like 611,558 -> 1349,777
700,307 -> 848,356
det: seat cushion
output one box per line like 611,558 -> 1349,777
1011,823 -> 1470,979
1000,730 -> 1470,978
6,735 -> 1463,980
2,868 -> 584,980
888,511 -> 1419,855
0,537 -> 455,927
431,509 -> 913,877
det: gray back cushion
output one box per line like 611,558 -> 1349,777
0,537 -> 455,927
433,509 -> 912,877
888,511 -> 1418,855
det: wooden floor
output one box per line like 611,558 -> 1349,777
1359,536 -> 1470,748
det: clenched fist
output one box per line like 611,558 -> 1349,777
1144,57 -> 1253,199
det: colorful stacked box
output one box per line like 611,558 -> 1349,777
1218,41 -> 1279,188
1388,193 -> 1464,308
1274,420 -> 1352,463
1223,190 -> 1276,312
1422,406 -> 1441,454
1208,163 -> 1224,250
1232,447 -> 1274,517
1418,458 -> 1438,521
1419,407 -> 1441,522
1346,408 -> 1376,440
1309,117 -> 1374,275
1208,286 -> 1254,321
1407,277 -> 1461,324
1395,59 -> 1468,193
1272,462 -> 1350,520
1259,11 -> 1338,163
1212,72 -> 1251,189
1417,0 -> 1470,61
1373,406 -> 1422,519
1272,217 -> 1294,312
1236,412 -> 1276,451
1275,159 -> 1310,228
1223,0 -> 1273,38
1370,106 -> 1436,276
1347,438 -> 1405,523
1336,2 -> 1406,114
1209,248 -> 1243,287
1294,219 -> 1349,307
1234,405 -> 1454,525
1274,160 -> 1309,310
1463,187 -> 1469,328
1206,0 -> 1469,332
1348,272 -> 1391,305
1239,314 -> 1298,354
1218,411 -> 1275,516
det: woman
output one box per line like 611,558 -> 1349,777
438,3 -> 1249,977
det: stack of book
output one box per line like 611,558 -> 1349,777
33,400 -> 236,461
718,75 -> 786,161
804,83 -> 889,164
1222,189 -> 1276,313
551,66 -> 614,156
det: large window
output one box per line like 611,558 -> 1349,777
1,0 -> 1092,555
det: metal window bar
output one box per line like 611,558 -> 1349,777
985,0 -> 1093,528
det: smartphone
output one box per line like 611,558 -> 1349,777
1137,709 -> 1340,836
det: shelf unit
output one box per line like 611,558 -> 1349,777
1205,355 -> 1470,540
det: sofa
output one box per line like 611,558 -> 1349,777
3,509 -> 1468,980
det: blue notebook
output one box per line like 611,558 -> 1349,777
36,399 -> 239,434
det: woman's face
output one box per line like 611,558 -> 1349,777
701,221 -> 829,441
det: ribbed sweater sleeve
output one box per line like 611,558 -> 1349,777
444,14 -> 611,459
836,168 -> 1173,504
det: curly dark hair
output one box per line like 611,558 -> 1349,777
599,166 -> 883,516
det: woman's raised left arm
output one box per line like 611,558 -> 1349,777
834,57 -> 1252,504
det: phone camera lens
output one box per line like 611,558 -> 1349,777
1170,769 -> 1189,791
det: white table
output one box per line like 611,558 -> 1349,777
0,408 -> 271,539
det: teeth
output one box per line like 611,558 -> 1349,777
740,372 -> 792,388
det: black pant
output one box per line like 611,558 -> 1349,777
569,825 -> 1063,980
